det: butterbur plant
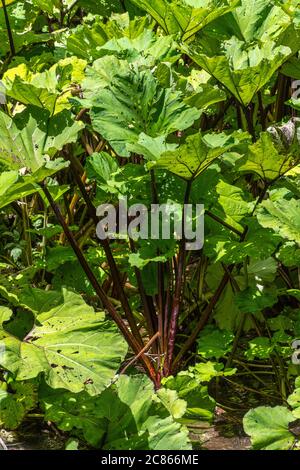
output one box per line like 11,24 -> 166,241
0,0 -> 300,452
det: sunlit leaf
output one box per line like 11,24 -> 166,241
0,290 -> 127,396
244,406 -> 296,450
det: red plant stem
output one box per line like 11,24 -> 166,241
157,262 -> 164,344
243,104 -> 256,142
150,170 -> 159,205
149,168 -> 164,357
172,182 -> 271,370
163,243 -> 186,375
129,238 -> 157,340
41,182 -> 157,383
275,73 -> 289,122
67,153 -> 144,347
156,260 -> 165,375
258,91 -> 266,130
163,260 -> 172,352
172,268 -> 232,370
164,180 -> 192,376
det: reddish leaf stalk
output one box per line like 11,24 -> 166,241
173,181 -> 271,370
172,268 -> 232,370
41,182 -> 157,383
129,238 -> 157,341
164,180 -> 192,376
67,153 -> 144,347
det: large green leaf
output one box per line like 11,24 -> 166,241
0,165 -> 68,210
106,375 -> 190,450
282,56 -> 300,79
3,58 -> 87,114
77,0 -> 126,17
0,289 -> 127,395
162,371 -> 216,421
228,0 -> 295,43
0,107 -> 83,173
41,375 -> 192,449
205,263 -> 259,331
32,0 -> 73,14
243,406 -> 296,450
83,64 -> 200,157
206,221 -> 281,263
236,132 -> 298,181
183,0 -> 300,105
184,82 -> 226,110
127,134 -> 177,163
129,0 -> 240,42
0,105 -> 80,208
287,378 -> 300,418
184,37 -> 292,106
86,152 -> 119,187
151,132 -> 243,180
95,29 -> 179,67
244,337 -> 273,360
257,198 -> 300,245
214,179 -> 252,232
0,284 -> 65,315
66,12 -> 151,61
81,56 -> 130,99
191,361 -> 236,382
0,2 -> 62,57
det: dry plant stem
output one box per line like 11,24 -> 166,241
223,377 -> 280,400
74,218 -> 94,241
75,108 -> 88,121
41,182 -> 157,383
120,332 -> 160,376
63,192 -> 73,225
59,172 -> 87,244
70,173 -> 87,211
